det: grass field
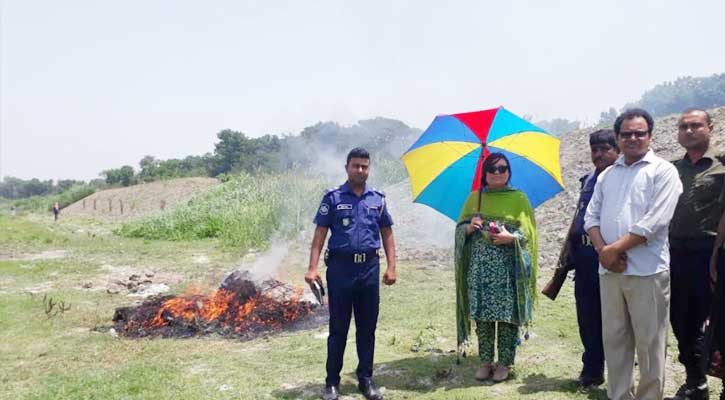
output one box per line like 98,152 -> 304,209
0,213 -> 721,400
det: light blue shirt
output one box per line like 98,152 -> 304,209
584,149 -> 683,276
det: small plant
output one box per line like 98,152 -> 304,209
42,294 -> 71,318
410,323 -> 438,353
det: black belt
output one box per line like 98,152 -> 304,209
326,249 -> 380,264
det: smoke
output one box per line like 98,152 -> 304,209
243,116 -> 454,282
382,180 -> 455,252
239,239 -> 291,282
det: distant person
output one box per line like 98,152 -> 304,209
305,147 -> 397,400
585,109 -> 682,400
666,108 -> 724,400
454,152 -> 537,383
559,129 -> 619,388
52,202 -> 60,221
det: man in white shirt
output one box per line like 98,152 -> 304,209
584,108 -> 683,400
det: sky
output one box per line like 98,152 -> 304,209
2,0 -> 725,181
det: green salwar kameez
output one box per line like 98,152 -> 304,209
454,188 -> 538,367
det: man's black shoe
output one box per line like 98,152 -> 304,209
577,375 -> 605,388
321,385 -> 339,400
358,378 -> 383,400
665,382 -> 709,400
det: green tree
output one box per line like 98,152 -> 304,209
138,155 -> 160,181
598,107 -> 619,125
102,166 -> 136,186
211,129 -> 251,176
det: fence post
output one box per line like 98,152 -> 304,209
93,199 -> 97,210
83,199 -> 86,209
109,199 -> 112,212
120,200 -> 124,214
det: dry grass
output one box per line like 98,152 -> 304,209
61,177 -> 218,222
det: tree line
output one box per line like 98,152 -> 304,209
537,73 -> 725,134
0,177 -> 102,200
1,117 -> 419,200
3,73 -> 723,199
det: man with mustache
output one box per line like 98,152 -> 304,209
561,129 -> 619,388
306,147 -> 397,400
666,108 -> 725,400
585,108 -> 683,400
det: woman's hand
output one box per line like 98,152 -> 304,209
466,215 -> 484,236
491,225 -> 515,245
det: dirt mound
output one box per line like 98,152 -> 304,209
62,177 -> 218,221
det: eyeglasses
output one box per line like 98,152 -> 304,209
618,131 -> 649,139
485,165 -> 509,174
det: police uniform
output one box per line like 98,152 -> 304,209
571,171 -> 605,381
313,181 -> 393,387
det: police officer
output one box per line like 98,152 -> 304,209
561,129 -> 619,388
305,147 -> 397,400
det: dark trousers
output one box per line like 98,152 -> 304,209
574,247 -> 605,379
670,247 -> 713,385
325,258 -> 380,386
715,251 -> 725,359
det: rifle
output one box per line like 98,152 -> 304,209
541,215 -> 577,301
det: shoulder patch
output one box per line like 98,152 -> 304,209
324,186 -> 338,194
318,203 -> 330,216
371,188 -> 386,197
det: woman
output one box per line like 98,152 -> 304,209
454,152 -> 538,382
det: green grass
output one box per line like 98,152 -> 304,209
7,184 -> 98,213
116,173 -> 326,251
0,214 -> 721,399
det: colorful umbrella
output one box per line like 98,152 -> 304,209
401,107 -> 564,220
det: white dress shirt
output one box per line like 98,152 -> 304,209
584,149 -> 683,276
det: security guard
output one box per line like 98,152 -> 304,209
667,108 -> 725,400
561,129 -> 619,388
305,147 -> 397,400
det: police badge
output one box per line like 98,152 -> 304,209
342,217 -> 351,227
319,203 -> 329,216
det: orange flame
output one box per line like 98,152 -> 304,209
136,282 -> 314,335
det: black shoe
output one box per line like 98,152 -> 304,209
665,383 -> 709,400
358,378 -> 383,400
321,385 -> 339,400
577,375 -> 605,388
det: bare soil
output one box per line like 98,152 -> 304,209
61,177 -> 218,222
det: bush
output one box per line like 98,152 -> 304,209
116,173 -> 327,250
11,184 -> 98,213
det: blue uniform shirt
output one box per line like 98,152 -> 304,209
313,182 -> 393,252
572,171 -> 599,250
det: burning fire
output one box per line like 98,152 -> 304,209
113,271 -> 319,338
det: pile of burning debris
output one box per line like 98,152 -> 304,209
112,271 -> 324,339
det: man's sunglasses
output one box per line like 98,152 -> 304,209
618,131 -> 649,139
485,165 -> 509,174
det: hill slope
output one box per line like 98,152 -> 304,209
62,177 -> 218,221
